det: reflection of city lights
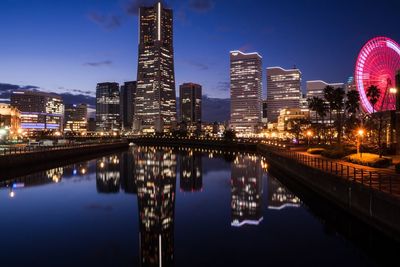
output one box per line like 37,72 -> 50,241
9,190 -> 15,198
81,168 -> 87,174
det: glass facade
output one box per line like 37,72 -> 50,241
96,82 -> 120,132
179,83 -> 202,124
230,51 -> 262,133
266,67 -> 301,122
134,2 -> 177,133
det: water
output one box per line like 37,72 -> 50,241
0,146 -> 396,267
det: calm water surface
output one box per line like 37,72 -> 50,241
0,146 -> 395,266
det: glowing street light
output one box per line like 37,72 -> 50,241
306,130 -> 313,147
389,87 -> 398,94
357,128 -> 365,158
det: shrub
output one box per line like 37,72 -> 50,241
345,153 -> 392,168
322,148 -> 347,159
307,148 -> 325,155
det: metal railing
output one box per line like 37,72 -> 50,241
0,140 -> 126,156
260,143 -> 400,198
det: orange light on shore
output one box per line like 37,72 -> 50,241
357,129 -> 365,137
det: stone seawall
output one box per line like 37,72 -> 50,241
258,144 -> 400,241
0,142 -> 129,170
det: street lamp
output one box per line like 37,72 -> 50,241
306,130 -> 313,147
357,128 -> 365,158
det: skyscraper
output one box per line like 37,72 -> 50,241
11,90 -> 64,132
64,103 -> 87,133
134,1 -> 177,133
266,67 -> 301,122
96,82 -> 120,132
230,50 -> 262,133
179,83 -> 202,124
120,81 -> 137,131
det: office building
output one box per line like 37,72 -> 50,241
230,50 -> 262,133
134,1 -> 177,133
266,67 -> 301,122
64,103 -> 87,133
96,82 -> 120,132
179,83 -> 202,124
11,90 -> 64,132
120,81 -> 137,131
277,108 -> 310,132
262,100 -> 268,123
0,103 -> 21,139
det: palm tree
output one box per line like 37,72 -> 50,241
366,85 -> 380,113
307,97 -> 321,123
308,96 -> 326,142
345,90 -> 360,115
367,85 -> 384,157
324,85 -> 336,143
332,87 -> 345,145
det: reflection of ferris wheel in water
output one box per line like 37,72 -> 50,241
355,37 -> 400,114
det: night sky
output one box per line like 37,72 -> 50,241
1,0 -> 400,99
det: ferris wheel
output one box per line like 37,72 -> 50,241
355,37 -> 400,113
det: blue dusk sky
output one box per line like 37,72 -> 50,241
1,0 -> 400,99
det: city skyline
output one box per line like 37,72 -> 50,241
2,0 -> 400,99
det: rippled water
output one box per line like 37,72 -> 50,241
0,146 -> 392,267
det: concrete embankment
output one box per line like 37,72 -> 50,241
0,141 -> 129,170
258,144 -> 400,241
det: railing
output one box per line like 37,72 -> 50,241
131,135 -> 262,145
260,143 -> 400,198
0,140 -> 126,156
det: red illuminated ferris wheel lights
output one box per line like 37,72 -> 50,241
355,37 -> 400,113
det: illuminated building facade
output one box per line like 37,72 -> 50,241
64,103 -> 87,133
134,146 -> 176,266
0,103 -> 21,138
230,50 -> 262,133
120,81 -> 137,131
10,90 -> 64,132
277,108 -> 310,132
179,151 -> 202,192
179,83 -> 202,124
134,2 -> 177,133
231,155 -> 263,227
96,82 -> 120,132
266,67 -> 301,122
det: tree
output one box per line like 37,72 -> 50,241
332,87 -> 345,145
367,85 -> 385,157
324,85 -> 336,143
286,118 -> 310,143
223,129 -> 236,140
345,90 -> 360,115
308,96 -> 326,142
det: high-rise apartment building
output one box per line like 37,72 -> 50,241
266,67 -> 301,122
179,83 -> 202,124
230,50 -> 262,133
120,81 -> 137,131
96,82 -> 120,132
11,90 -> 64,132
134,1 -> 177,133
64,103 -> 88,133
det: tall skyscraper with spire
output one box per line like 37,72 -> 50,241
134,1 -> 177,133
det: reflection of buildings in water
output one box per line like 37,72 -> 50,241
135,146 -> 176,267
268,176 -> 301,210
0,167 -> 65,198
63,162 -> 90,177
120,151 -> 136,194
231,155 -> 263,227
179,150 -> 202,192
96,155 -> 121,193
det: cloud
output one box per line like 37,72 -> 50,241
186,60 -> 209,71
189,0 -> 215,12
88,12 -> 121,30
126,0 -> 162,16
83,60 -> 113,67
